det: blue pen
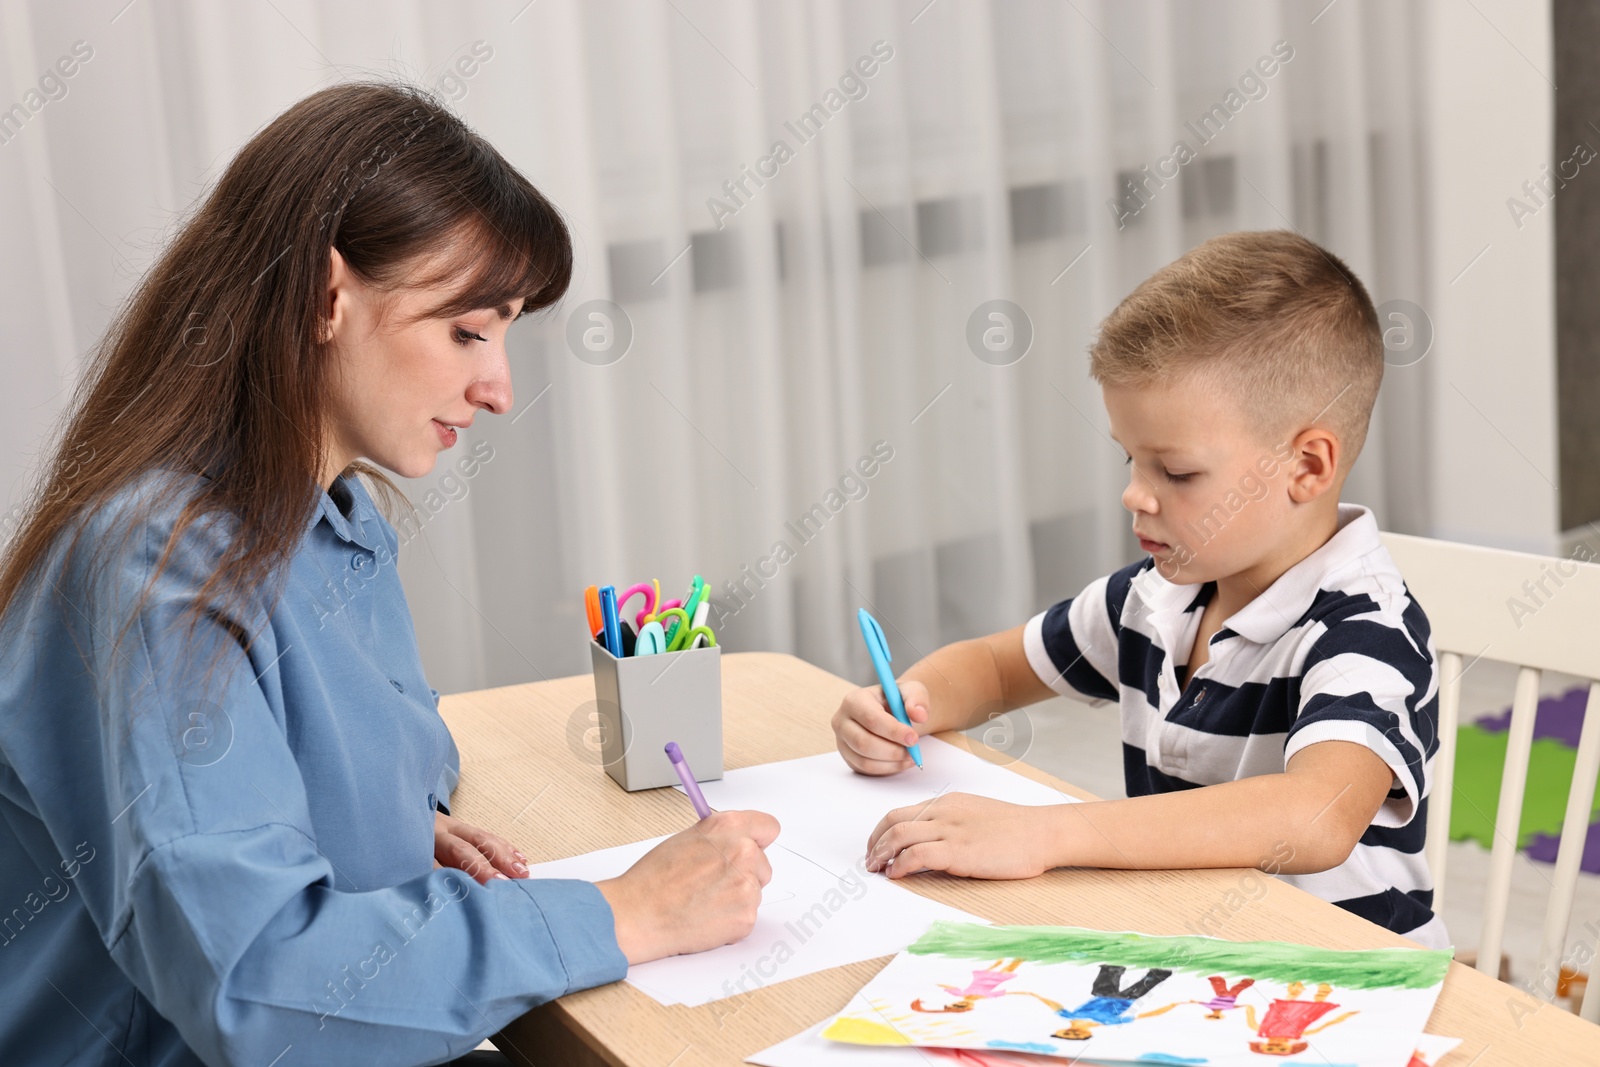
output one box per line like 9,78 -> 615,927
599,584 -> 623,656
856,608 -> 923,769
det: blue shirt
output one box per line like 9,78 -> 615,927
1059,996 -> 1137,1025
0,469 -> 626,1066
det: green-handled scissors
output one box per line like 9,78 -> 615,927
651,608 -> 690,645
671,625 -> 716,650
665,575 -> 706,647
645,607 -> 717,652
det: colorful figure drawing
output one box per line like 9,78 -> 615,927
1051,964 -> 1173,1041
911,959 -> 1063,1014
1140,975 -> 1256,1021
1242,981 -> 1359,1056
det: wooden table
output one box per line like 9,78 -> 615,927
439,652 -> 1596,1066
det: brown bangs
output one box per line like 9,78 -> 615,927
407,151 -> 572,321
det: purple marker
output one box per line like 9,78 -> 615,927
665,741 -> 712,820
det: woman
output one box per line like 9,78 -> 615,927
0,83 -> 776,1066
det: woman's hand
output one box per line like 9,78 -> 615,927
831,682 -> 931,776
433,811 -> 529,882
865,793 -> 1059,880
596,809 -> 780,965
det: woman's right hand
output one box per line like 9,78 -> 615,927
831,682 -> 931,776
596,809 -> 780,964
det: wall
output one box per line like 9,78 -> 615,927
1422,0 -> 1560,553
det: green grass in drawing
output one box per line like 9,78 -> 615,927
909,922 -> 1450,990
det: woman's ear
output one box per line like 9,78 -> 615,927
321,247 -> 352,344
1285,425 -> 1341,504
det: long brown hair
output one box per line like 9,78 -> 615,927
0,81 -> 571,658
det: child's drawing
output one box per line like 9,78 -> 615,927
1050,963 -> 1172,1040
912,959 -> 1063,1014
1140,975 -> 1255,1021
821,922 -> 1451,1067
1241,980 -> 1358,1056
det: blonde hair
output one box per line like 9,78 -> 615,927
1089,230 -> 1383,466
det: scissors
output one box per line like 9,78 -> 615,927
666,575 -> 705,647
615,581 -> 659,630
634,620 -> 668,656
652,607 -> 690,642
673,624 -> 716,650
667,597 -> 717,651
683,596 -> 715,649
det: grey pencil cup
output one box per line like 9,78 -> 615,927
589,641 -> 724,792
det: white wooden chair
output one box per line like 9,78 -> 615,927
1381,530 -> 1600,1019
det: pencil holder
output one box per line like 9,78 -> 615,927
588,641 -> 724,791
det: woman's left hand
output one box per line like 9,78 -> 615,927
433,811 -> 529,882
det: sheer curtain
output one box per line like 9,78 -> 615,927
0,0 -> 1434,695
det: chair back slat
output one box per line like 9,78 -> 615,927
1427,650 -> 1463,914
1538,681 -> 1600,996
1583,955 -> 1600,1021
1478,667 -> 1542,976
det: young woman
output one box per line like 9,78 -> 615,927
0,82 -> 776,1066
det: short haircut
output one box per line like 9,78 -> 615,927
1089,230 -> 1384,467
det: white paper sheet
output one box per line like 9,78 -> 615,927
525,739 -> 1081,1008
524,831 -> 984,1007
746,1020 -> 1461,1066
684,736 -> 1081,872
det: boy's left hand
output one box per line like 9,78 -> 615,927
865,793 -> 1056,880
433,811 -> 530,882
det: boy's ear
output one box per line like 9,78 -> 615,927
1284,426 -> 1340,503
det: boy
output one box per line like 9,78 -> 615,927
834,231 -> 1445,949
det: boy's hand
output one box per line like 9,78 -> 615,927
865,793 -> 1056,879
597,809 -> 780,964
433,811 -> 529,882
832,682 -> 931,775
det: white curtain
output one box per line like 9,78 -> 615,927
0,0 -> 1434,695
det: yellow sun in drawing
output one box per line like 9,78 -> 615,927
823,1017 -> 911,1046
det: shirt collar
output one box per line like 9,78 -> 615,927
306,474 -> 384,551
1129,503 -> 1383,646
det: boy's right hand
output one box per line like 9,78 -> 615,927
596,809 -> 779,964
832,682 -> 932,776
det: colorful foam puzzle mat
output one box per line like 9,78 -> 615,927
1449,686 -> 1600,873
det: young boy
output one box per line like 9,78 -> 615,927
833,230 -> 1445,949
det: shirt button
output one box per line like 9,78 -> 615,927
1194,687 -> 1206,705
352,551 -> 370,570
427,792 -> 437,810
390,679 -> 405,693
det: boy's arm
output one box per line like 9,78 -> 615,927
866,739 -> 1392,879
1039,739 -> 1391,872
866,595 -> 1431,881
835,565 -> 1132,776
832,625 -> 1055,776
904,624 -> 1057,733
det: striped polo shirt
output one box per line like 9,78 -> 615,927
1023,503 -> 1448,949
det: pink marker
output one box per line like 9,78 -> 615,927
665,742 -> 712,820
